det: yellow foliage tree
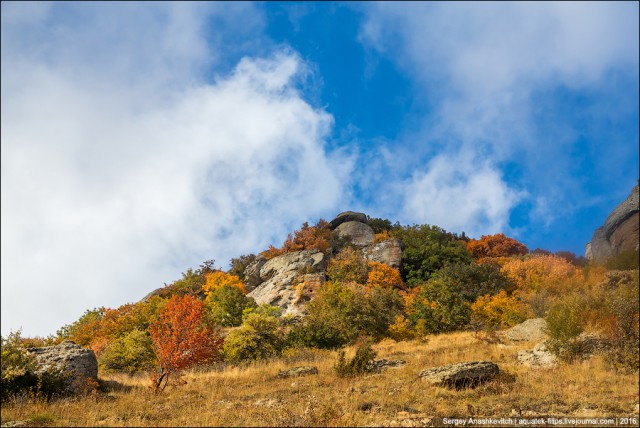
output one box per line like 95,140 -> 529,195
366,261 -> 405,290
203,271 -> 247,296
471,291 -> 533,329
501,254 -> 576,293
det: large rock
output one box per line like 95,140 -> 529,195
329,211 -> 368,230
243,255 -> 266,292
418,361 -> 499,388
26,341 -> 98,393
363,239 -> 403,269
335,221 -> 375,248
501,318 -> 548,342
247,250 -> 325,316
587,184 -> 639,261
518,342 -> 558,368
276,366 -> 319,379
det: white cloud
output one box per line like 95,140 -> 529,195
359,2 -> 638,232
403,152 -> 523,237
1,3 -> 349,337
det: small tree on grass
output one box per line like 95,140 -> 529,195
149,295 -> 223,393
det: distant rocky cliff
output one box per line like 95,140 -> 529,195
586,184 -> 639,262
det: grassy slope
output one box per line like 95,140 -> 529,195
3,331 -> 639,427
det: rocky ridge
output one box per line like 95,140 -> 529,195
586,184 -> 639,262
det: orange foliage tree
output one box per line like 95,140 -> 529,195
149,295 -> 223,393
262,220 -> 331,259
366,262 -> 406,290
501,254 -> 576,293
466,233 -> 528,260
203,271 -> 247,295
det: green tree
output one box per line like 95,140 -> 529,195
223,313 -> 284,362
432,262 -> 515,303
228,254 -> 257,280
408,276 -> 472,334
205,284 -> 256,327
393,224 -> 472,287
289,281 -> 402,349
98,329 -> 157,372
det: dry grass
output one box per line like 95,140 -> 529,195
1,332 -> 638,427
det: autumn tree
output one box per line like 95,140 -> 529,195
262,220 -> 331,259
326,247 -> 369,284
466,233 -> 528,260
366,261 -> 405,290
149,295 -> 222,393
203,271 -> 247,295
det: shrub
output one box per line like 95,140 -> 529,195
326,247 -> 369,284
407,276 -> 471,334
471,291 -> 533,329
545,295 -> 585,362
334,340 -> 377,378
288,281 -> 402,349
501,255 -> 576,293
373,230 -> 394,243
392,224 -> 472,287
205,284 -> 256,327
223,313 -> 284,362
466,233 -> 528,259
228,254 -> 257,280
367,217 -> 398,234
432,262 -> 515,303
1,331 -> 70,401
387,315 -> 415,341
203,271 -> 247,295
98,329 -> 156,373
600,270 -> 639,370
366,261 -> 405,290
605,250 -> 640,271
262,220 -> 331,259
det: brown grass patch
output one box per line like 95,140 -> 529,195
1,331 -> 637,426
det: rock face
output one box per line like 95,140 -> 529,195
586,184 -> 639,262
335,221 -> 375,248
363,239 -> 403,269
418,361 -> 499,388
243,255 -> 266,292
502,318 -> 548,343
246,250 -> 325,317
329,211 -> 368,230
26,341 -> 98,392
518,342 -> 557,368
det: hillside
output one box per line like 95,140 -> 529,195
2,205 -> 639,427
2,332 -> 638,427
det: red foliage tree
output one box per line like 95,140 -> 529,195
466,233 -> 528,260
149,295 -> 223,393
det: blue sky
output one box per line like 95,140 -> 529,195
1,2 -> 638,337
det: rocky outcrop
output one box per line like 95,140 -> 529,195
518,342 -> 558,368
329,211 -> 368,230
243,255 -> 266,292
587,184 -> 639,262
363,239 -> 403,269
246,250 -> 325,317
335,221 -> 375,248
276,366 -> 319,379
26,341 -> 98,393
418,361 -> 499,388
501,318 -> 547,343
